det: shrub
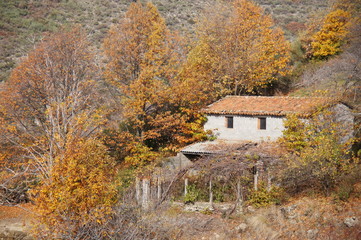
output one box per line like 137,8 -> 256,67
32,139 -> 117,239
280,109 -> 359,196
184,184 -> 200,204
247,184 -> 285,208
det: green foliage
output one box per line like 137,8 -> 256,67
247,184 -> 285,208
184,184 -> 200,204
335,183 -> 353,201
334,164 -> 361,201
116,168 -> 136,197
200,208 -> 213,215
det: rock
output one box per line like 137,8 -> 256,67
344,217 -> 359,227
247,206 -> 256,213
184,202 -> 213,212
307,229 -> 319,240
213,233 -> 221,239
235,223 -> 248,233
281,204 -> 298,219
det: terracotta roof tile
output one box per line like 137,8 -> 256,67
202,96 -> 332,117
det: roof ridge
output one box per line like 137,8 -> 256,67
224,95 -> 329,99
202,95 -> 338,117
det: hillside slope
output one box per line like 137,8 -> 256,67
0,0 -> 328,83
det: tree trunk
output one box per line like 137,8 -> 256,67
237,179 -> 242,202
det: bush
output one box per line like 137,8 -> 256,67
184,184 -> 200,204
280,109 -> 359,196
32,139 -> 118,239
247,184 -> 285,208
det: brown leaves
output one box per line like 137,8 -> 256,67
1,26 -> 103,179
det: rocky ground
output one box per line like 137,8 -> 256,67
0,189 -> 360,240
146,188 -> 361,240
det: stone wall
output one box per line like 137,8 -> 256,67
204,115 -> 285,141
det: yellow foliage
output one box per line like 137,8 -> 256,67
103,2 -> 208,160
32,138 -> 117,239
0,27 -> 103,179
281,108 -> 358,194
182,0 -> 290,95
311,9 -> 351,59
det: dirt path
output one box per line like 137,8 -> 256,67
0,203 -> 33,239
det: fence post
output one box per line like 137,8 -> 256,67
209,178 -> 213,207
254,165 -> 258,191
135,177 -> 141,205
267,168 -> 272,192
237,179 -> 242,203
184,178 -> 188,196
142,178 -> 150,210
157,177 -> 162,200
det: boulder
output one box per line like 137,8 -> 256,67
344,216 -> 359,227
306,229 -> 319,240
235,223 -> 248,233
280,204 -> 298,219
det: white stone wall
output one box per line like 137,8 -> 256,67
204,115 -> 285,141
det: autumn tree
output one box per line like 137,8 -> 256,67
280,108 -> 357,195
310,8 -> 351,60
32,138 -> 117,239
0,26 -> 109,208
103,2 -> 207,161
0,27 -> 105,179
0,27 -> 120,237
182,0 -> 290,96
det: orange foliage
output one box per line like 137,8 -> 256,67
182,0 -> 290,95
32,138 -> 117,239
0,27 -> 104,178
311,9 -> 351,59
103,2 -> 207,160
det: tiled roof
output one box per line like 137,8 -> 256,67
181,140 -> 255,155
202,96 -> 332,117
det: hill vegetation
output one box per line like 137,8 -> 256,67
0,0 -> 360,239
0,0 -> 328,83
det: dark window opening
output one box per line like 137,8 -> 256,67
226,116 -> 233,128
258,117 -> 266,130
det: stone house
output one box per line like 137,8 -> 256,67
202,95 -> 354,142
173,95 -> 354,167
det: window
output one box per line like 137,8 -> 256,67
258,117 -> 266,130
226,116 -> 233,128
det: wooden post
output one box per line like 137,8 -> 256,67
157,177 -> 162,200
237,179 -> 242,203
209,178 -> 213,207
254,166 -> 258,191
142,178 -> 150,210
135,177 -> 141,205
184,178 -> 188,196
267,168 -> 272,192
